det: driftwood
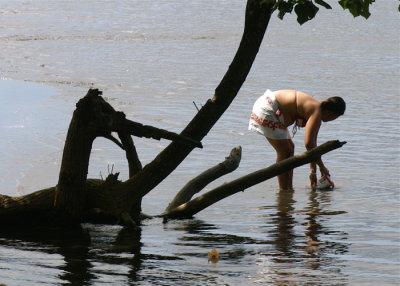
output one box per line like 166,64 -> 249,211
163,140 -> 346,219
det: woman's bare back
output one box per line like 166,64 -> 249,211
274,90 -> 320,126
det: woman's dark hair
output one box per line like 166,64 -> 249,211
321,96 -> 346,116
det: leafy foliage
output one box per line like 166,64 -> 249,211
273,0 -> 331,24
271,0 -> 396,25
338,0 -> 375,18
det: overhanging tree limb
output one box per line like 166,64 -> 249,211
164,140 -> 346,219
124,0 -> 275,205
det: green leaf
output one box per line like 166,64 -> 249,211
314,0 -> 332,9
294,1 -> 320,25
276,1 -> 294,20
338,0 -> 375,19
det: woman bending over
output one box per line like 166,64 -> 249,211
249,89 -> 346,190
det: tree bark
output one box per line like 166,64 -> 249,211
164,140 -> 347,219
54,89 -> 100,218
118,132 -> 142,178
0,187 -> 55,218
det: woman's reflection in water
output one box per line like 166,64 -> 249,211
267,188 -> 348,285
303,189 -> 325,270
269,189 -> 297,258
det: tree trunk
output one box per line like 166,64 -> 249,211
54,90 -> 100,218
50,89 -> 202,222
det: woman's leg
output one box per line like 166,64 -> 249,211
266,137 -> 295,190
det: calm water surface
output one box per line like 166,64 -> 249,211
0,1 -> 399,285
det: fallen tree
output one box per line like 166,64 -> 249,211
0,89 -> 346,227
0,0 -> 350,228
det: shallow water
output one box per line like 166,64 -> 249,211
0,1 -> 399,285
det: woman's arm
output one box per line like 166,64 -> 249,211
304,112 -> 321,150
304,113 -> 330,184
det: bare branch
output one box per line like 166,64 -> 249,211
118,132 -> 142,177
103,133 -> 124,149
118,118 -> 203,148
165,146 -> 242,212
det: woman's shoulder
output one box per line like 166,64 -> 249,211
289,91 -> 319,119
274,89 -> 296,96
296,90 -> 314,100
297,91 -> 320,107
274,90 -> 296,104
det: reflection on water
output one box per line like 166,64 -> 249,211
269,190 -> 297,258
0,224 -> 142,286
254,189 -> 349,285
0,189 -> 351,285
